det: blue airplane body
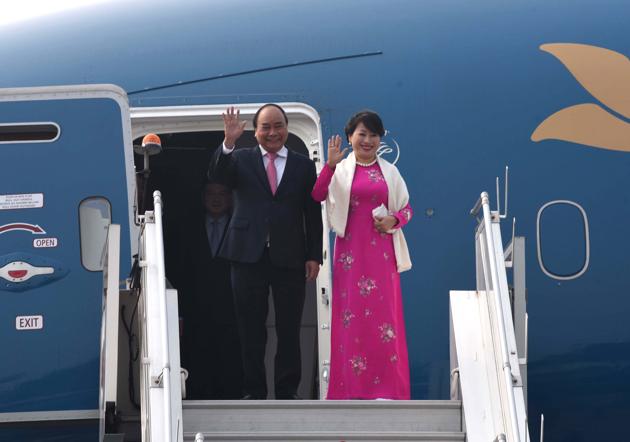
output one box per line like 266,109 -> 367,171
0,1 -> 629,441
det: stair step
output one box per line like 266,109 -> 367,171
183,430 -> 466,441
183,400 -> 462,435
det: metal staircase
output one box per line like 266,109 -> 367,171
127,185 -> 531,442
131,191 -> 467,442
182,399 -> 464,441
449,189 -> 530,442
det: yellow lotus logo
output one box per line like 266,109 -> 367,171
531,43 -> 630,152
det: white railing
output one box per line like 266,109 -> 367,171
99,224 -> 121,441
472,191 -> 528,442
139,191 -> 182,442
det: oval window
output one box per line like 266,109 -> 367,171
79,197 -> 112,271
536,200 -> 590,280
0,122 -> 60,143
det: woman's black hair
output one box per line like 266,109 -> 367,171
344,110 -> 385,142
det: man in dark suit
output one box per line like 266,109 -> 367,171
179,180 -> 242,399
208,104 -> 323,399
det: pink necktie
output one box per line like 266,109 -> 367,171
266,152 -> 278,194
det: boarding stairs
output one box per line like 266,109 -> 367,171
182,399 -> 464,441
449,191 -> 531,442
101,187 -> 529,442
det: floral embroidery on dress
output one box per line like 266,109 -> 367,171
367,169 -> 384,183
390,354 -> 399,363
338,252 -> 354,271
364,308 -> 372,318
342,309 -> 355,328
373,376 -> 381,385
370,237 -> 377,246
350,355 -> 367,376
373,227 -> 388,239
358,276 -> 377,297
383,252 -> 390,261
379,323 -> 396,343
350,194 -> 360,212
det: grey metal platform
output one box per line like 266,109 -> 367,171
182,400 -> 465,442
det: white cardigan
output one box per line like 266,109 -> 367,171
325,152 -> 412,273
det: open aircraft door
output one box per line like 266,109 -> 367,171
0,85 -> 136,441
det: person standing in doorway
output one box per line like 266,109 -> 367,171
178,180 -> 242,399
208,105 -> 323,399
311,110 -> 413,400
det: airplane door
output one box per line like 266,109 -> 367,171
0,85 -> 135,439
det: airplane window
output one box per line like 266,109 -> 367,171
536,200 -> 590,280
79,197 -> 112,271
0,123 -> 60,143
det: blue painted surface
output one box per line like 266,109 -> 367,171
0,421 -> 99,442
0,0 -> 629,440
0,98 -> 131,414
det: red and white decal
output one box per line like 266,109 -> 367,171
0,261 -> 54,282
0,223 -> 46,235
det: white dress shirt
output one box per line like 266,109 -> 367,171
222,143 -> 288,185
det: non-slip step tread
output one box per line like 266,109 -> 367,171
183,400 -> 461,409
182,399 -> 463,434
183,430 -> 466,441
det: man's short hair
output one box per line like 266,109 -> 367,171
253,103 -> 288,129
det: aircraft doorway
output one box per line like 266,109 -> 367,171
130,104 -> 330,399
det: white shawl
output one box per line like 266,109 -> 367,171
325,152 -> 412,273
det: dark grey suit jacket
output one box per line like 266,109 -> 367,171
208,146 -> 322,269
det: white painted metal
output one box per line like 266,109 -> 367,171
511,237 -> 528,407
100,224 -> 121,441
450,290 -> 500,442
480,192 -> 526,442
455,191 -> 529,442
496,166 -> 509,219
139,192 -> 183,442
166,288 -> 184,441
130,103 -> 332,399
153,191 -> 174,442
103,224 -> 121,404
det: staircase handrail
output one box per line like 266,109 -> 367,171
140,191 -> 176,441
477,191 -> 522,442
152,191 -> 174,442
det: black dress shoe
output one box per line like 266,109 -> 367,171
276,393 -> 301,400
241,394 -> 266,400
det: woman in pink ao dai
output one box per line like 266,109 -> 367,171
312,111 -> 413,400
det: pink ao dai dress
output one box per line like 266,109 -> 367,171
312,162 -> 412,400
